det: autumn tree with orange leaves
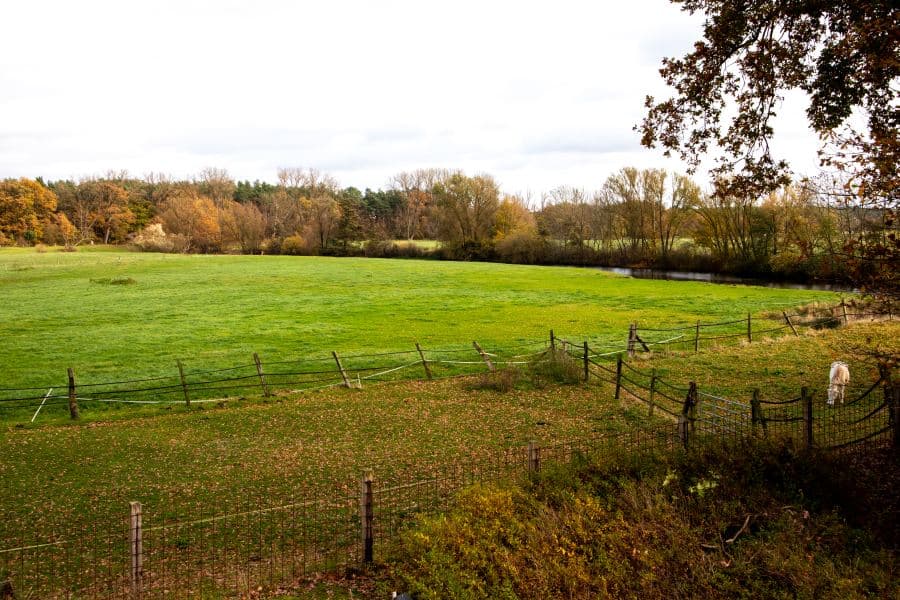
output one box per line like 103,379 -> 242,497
640,0 -> 898,297
0,178 -> 57,244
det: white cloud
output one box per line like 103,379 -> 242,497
0,0 -> 824,193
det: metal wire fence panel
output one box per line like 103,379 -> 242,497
0,423 -> 693,598
1,375 -> 893,600
0,516 -> 132,600
0,493 -> 361,599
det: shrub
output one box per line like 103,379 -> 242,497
280,234 -> 315,256
528,348 -> 582,386
494,230 -> 545,264
385,441 -> 899,600
469,367 -> 521,393
438,240 -> 496,261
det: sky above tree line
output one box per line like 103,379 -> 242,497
0,0 -> 823,196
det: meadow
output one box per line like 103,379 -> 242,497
0,319 -> 894,598
0,246 -> 836,398
0,243 -> 893,597
1,321 -> 892,534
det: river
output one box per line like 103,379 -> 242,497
596,266 -> 854,292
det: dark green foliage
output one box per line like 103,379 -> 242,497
233,180 -> 276,203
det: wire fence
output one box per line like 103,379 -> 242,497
631,299 -> 892,355
1,300 -> 891,424
0,300 -> 896,598
2,351 -> 895,599
609,351 -> 897,457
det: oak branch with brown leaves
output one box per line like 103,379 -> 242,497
640,0 -> 898,297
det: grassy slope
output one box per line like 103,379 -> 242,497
1,322 -> 894,536
629,321 -> 899,401
0,247 -> 835,393
383,442 -> 898,600
0,377 -> 649,537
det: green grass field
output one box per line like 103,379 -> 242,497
0,241 -> 893,598
0,320 -> 894,597
1,321 -> 892,532
1,247 -> 835,393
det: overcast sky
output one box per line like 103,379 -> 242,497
0,0 -> 823,195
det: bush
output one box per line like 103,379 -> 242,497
469,367 -> 521,393
438,240 -> 496,261
494,230 -> 545,264
362,240 -> 431,259
528,348 -> 582,386
384,441 -> 899,600
280,234 -> 315,256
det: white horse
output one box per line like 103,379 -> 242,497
827,361 -> 850,405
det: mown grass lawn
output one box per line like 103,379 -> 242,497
0,247 -> 836,397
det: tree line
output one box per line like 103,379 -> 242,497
0,166 -> 888,283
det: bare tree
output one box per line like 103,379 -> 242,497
197,167 -> 235,206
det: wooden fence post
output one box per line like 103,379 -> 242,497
679,382 -> 697,447
67,367 -> 79,420
694,321 -> 701,353
782,311 -> 799,336
634,330 -> 650,353
360,472 -> 374,564
627,323 -> 636,358
614,355 -> 623,399
583,341 -> 589,382
841,300 -> 849,325
415,342 -> 432,380
176,360 -> 190,407
750,389 -> 761,436
129,501 -> 143,597
253,353 -> 270,397
550,330 -> 556,352
688,382 -> 698,435
747,313 -> 752,343
802,386 -> 813,450
678,414 -> 689,449
472,341 -> 496,372
648,369 -> 657,417
333,352 -> 351,388
527,441 -> 541,473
